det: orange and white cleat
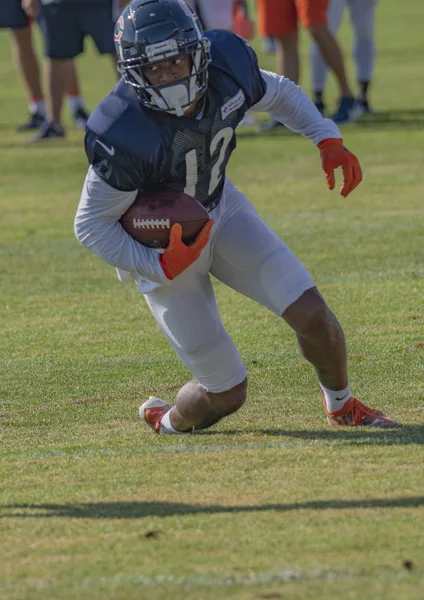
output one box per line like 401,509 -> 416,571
139,397 -> 171,433
324,396 -> 399,427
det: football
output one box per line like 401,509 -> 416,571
119,190 -> 210,249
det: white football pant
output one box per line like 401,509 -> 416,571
142,179 -> 315,394
311,0 -> 378,91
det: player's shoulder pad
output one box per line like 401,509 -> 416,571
85,80 -> 164,191
206,30 -> 265,107
86,79 -> 161,159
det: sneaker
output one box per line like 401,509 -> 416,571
325,396 -> 399,428
331,96 -> 363,124
358,99 -> 375,115
29,120 -> 65,142
139,396 -> 171,433
16,112 -> 45,132
73,107 -> 90,130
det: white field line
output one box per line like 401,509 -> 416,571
3,440 -> 319,459
81,569 -> 359,586
0,434 -> 408,460
3,568 -> 375,594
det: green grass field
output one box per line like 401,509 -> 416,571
1,2 -> 424,599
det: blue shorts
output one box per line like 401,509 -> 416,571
0,0 -> 29,29
38,2 -> 115,59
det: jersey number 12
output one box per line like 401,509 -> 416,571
184,127 -> 234,198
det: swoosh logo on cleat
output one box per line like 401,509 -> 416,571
335,392 -> 349,401
96,140 -> 115,155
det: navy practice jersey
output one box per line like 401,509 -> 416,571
85,30 -> 265,211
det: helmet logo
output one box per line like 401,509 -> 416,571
145,39 -> 179,60
178,0 -> 198,19
114,15 -> 124,42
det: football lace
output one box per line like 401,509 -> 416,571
132,218 -> 171,230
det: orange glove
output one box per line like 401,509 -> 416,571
318,138 -> 362,198
160,220 -> 213,280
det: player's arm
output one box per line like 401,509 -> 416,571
77,129 -> 169,288
251,70 -> 341,142
77,132 -> 212,286
75,166 -> 169,288
250,70 -> 362,197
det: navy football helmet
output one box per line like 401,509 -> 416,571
114,0 -> 211,116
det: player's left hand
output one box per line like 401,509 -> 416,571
159,220 -> 213,280
318,138 -> 362,198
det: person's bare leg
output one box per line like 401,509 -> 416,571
169,378 -> 248,432
308,24 -> 353,98
45,58 -> 68,125
282,287 -> 399,426
275,33 -> 299,83
283,287 -> 347,390
62,59 -> 79,92
10,26 -> 43,100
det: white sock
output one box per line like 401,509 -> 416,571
67,94 -> 84,113
159,409 -> 179,434
29,99 -> 46,116
320,383 -> 352,413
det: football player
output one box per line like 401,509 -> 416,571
75,0 -> 398,433
311,0 -> 379,116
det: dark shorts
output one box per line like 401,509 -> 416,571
38,2 -> 115,59
0,0 -> 29,29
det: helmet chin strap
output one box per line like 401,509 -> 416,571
128,51 -> 205,117
150,76 -> 201,116
154,83 -> 187,116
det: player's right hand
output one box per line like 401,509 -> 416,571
159,220 -> 213,280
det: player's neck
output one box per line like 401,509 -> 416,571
183,97 -> 203,118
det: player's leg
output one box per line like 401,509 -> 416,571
141,267 -> 248,433
63,60 -> 90,129
0,0 -> 46,130
299,0 -> 351,97
257,0 -> 299,131
349,0 -> 378,112
10,24 -> 47,130
211,180 -> 398,427
298,0 -> 360,124
31,4 -> 82,140
282,288 -> 397,426
310,0 -> 346,113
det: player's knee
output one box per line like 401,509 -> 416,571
283,287 -> 330,338
208,377 -> 248,418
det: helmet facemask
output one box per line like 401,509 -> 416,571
118,34 -> 211,116
121,39 -> 210,117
